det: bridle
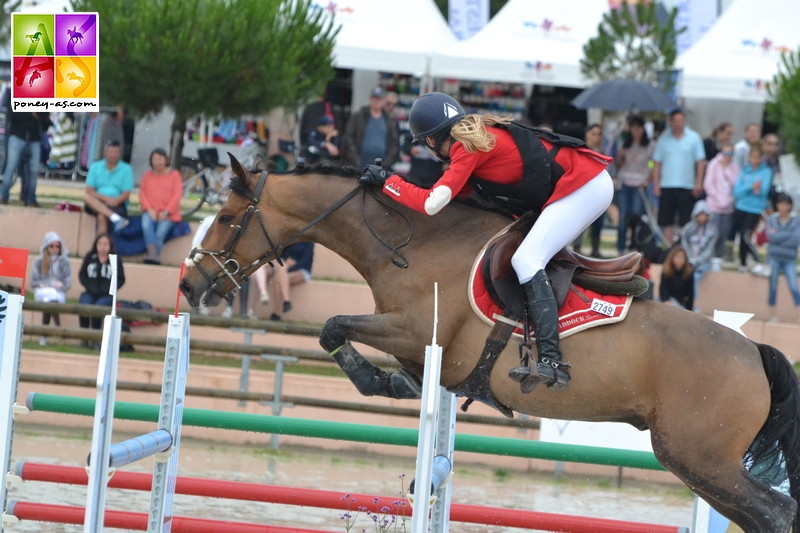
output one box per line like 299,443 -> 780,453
187,169 -> 412,302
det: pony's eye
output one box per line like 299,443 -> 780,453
219,214 -> 235,224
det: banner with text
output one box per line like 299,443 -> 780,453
11,12 -> 99,112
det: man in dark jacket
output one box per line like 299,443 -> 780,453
341,87 -> 399,168
1,111 -> 51,206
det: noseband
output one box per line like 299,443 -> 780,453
188,170 -> 393,302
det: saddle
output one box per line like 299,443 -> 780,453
482,230 -> 642,320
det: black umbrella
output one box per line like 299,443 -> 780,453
571,79 -> 675,112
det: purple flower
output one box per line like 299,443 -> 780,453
380,506 -> 390,513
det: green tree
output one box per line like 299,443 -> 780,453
71,0 -> 338,166
768,50 -> 800,163
581,2 -> 685,85
1,0 -> 23,45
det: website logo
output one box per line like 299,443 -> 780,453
11,12 -> 99,111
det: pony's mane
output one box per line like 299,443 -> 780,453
230,162 -> 361,198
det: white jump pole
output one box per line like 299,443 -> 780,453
410,283 -> 456,533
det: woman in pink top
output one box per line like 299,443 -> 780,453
703,143 -> 740,258
139,148 -> 182,264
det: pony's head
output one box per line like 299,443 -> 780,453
179,153 -> 284,308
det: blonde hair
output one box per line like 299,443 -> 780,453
41,253 -> 51,277
450,113 -> 513,153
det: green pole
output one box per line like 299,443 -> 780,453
28,393 -> 665,471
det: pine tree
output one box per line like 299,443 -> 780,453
768,50 -> 800,163
581,2 -> 685,85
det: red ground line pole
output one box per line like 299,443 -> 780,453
7,501 -> 329,533
17,462 -> 687,533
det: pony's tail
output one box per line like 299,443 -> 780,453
753,343 -> 800,528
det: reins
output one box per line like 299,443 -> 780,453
189,168 -> 413,301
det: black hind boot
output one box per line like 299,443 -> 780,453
522,270 -> 571,391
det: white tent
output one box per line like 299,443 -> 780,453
676,0 -> 800,103
429,0 -> 608,87
325,0 -> 456,76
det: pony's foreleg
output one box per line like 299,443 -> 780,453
320,314 -> 422,400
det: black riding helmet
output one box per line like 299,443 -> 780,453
408,92 -> 465,161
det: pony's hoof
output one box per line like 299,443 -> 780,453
508,366 -> 531,383
520,374 -> 543,394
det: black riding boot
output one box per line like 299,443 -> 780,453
523,270 -> 570,390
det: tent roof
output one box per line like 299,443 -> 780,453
324,0 -> 456,76
429,0 -> 608,87
676,0 -> 800,102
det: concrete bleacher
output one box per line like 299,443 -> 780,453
4,203 -> 800,356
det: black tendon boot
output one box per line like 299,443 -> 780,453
522,270 -> 571,391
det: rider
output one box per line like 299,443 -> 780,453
359,93 -> 614,391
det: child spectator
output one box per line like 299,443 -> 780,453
680,200 -> 717,310
266,242 -> 314,321
139,148 -> 182,264
732,145 -> 772,275
660,246 -> 694,310
78,233 -> 125,348
703,143 -> 739,259
765,193 -> 800,323
31,231 -> 72,346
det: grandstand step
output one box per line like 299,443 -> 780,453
1,205 -> 363,281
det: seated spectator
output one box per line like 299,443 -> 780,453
78,233 -> 125,348
82,140 -> 134,235
660,246 -> 694,311
680,200 -> 717,311
139,148 -> 182,264
266,242 -> 314,321
766,193 -> 800,323
31,231 -> 72,346
703,143 -> 739,259
304,116 -> 339,163
733,145 -> 772,275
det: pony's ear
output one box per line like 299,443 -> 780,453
228,152 -> 247,180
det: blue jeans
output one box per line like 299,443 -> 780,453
767,259 -> 800,307
617,185 -> 646,253
1,134 -> 40,204
142,212 -> 174,252
79,292 -> 114,329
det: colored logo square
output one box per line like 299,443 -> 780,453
12,56 -> 55,98
56,56 -> 97,98
12,14 -> 55,56
55,13 -> 97,56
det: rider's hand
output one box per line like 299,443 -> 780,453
359,164 -> 390,186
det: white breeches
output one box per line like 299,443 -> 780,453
511,170 -> 614,284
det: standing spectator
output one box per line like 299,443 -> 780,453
615,116 -> 654,254
31,231 -> 72,346
732,145 -> 772,274
680,200 -> 717,310
573,124 -> 607,256
304,116 -> 339,163
652,109 -> 706,245
0,111 -> 51,207
703,143 -> 740,259
78,233 -> 125,348
733,123 -> 761,171
82,140 -> 134,235
139,148 -> 182,265
703,122 -> 733,161
659,246 -> 694,311
765,193 -> 800,322
762,133 -> 781,208
266,242 -> 314,321
341,87 -> 399,168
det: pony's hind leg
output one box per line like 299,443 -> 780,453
653,438 -> 796,532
